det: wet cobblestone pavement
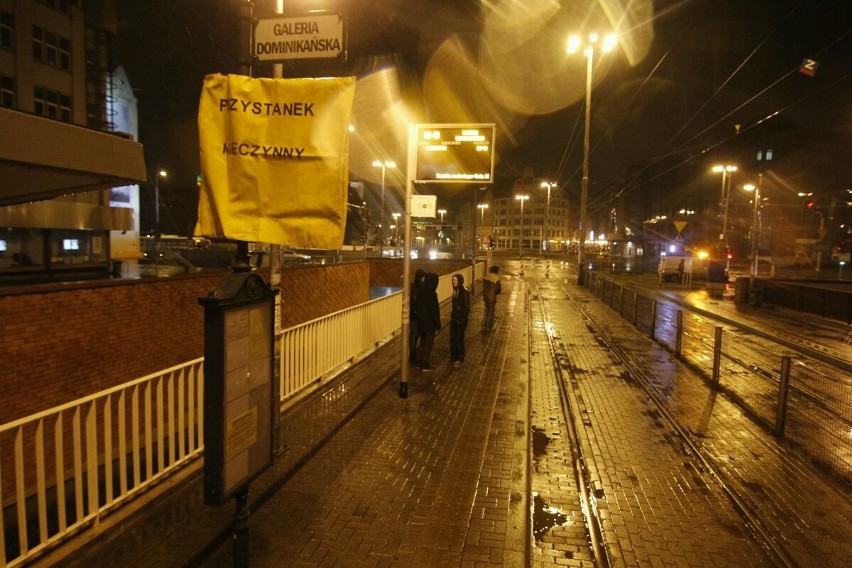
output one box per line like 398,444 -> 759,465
46,259 -> 851,567
529,261 -> 851,567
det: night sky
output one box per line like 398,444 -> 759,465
113,0 -> 851,225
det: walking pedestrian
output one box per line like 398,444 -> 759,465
482,265 -> 501,331
409,269 -> 426,363
414,272 -> 441,371
449,273 -> 471,365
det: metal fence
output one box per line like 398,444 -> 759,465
0,359 -> 205,567
0,266 -> 479,567
585,271 -> 852,485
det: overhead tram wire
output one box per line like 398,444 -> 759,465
605,27 -> 852,206
592,1 -> 815,203
667,0 -> 806,147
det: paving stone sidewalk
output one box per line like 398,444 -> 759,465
532,265 -> 851,567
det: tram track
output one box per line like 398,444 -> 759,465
527,267 -> 797,567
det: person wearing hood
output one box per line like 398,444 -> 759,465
482,265 -> 501,330
414,272 -> 441,371
408,269 -> 426,363
449,273 -> 471,365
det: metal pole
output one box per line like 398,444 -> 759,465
379,165 -> 385,256
545,183 -> 551,256
578,47 -> 593,283
233,0 -> 254,273
750,175 -> 761,277
722,170 -> 732,272
775,356 -> 792,436
815,214 -> 825,273
472,189 -> 478,294
153,172 -> 161,275
712,326 -> 723,386
400,126 -> 415,398
270,0 -> 284,456
233,486 -> 250,568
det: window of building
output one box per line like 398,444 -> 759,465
0,75 -> 14,108
37,0 -> 70,14
34,86 -> 72,121
1,11 -> 13,50
32,25 -> 71,70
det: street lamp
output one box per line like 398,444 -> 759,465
154,168 -> 168,237
568,32 -> 617,282
477,203 -> 489,249
372,160 -> 396,226
392,212 -> 401,245
515,194 -> 529,257
742,173 -> 763,277
712,164 -> 737,269
540,181 -> 556,255
437,209 -> 446,245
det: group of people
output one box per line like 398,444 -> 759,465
408,265 -> 501,371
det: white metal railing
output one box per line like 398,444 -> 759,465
0,263 -> 482,566
0,358 -> 204,567
279,267 -> 477,400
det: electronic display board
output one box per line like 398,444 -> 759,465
414,124 -> 495,184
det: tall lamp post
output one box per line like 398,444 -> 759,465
153,168 -> 168,243
540,181 -> 556,256
515,194 -> 529,257
742,175 -> 763,277
568,32 -> 617,283
712,164 -> 737,270
152,168 -> 168,276
477,203 -> 489,249
392,212 -> 401,246
372,160 -> 396,226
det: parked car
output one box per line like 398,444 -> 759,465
280,249 -> 311,262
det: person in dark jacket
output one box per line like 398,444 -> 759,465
414,272 -> 441,371
482,265 -> 501,330
449,273 -> 471,365
409,269 -> 426,362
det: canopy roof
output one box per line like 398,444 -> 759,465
0,108 -> 147,207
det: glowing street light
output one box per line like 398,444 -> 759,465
567,32 -> 617,281
477,202 -> 489,223
154,168 -> 168,237
516,194 -> 529,256
712,164 -> 737,268
477,203 -> 489,249
372,160 -> 396,226
540,181 -> 557,255
392,212 -> 401,244
742,174 -> 763,278
438,209 -> 446,224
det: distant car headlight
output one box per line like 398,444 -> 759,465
429,249 -> 438,260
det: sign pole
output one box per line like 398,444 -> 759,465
400,125 -> 415,398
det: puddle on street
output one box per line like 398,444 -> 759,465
532,492 -> 568,541
531,426 -> 550,458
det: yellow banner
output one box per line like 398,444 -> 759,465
195,73 -> 356,248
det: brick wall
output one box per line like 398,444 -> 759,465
369,259 -> 473,288
0,262 -> 369,423
0,259 -> 468,423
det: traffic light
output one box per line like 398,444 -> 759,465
803,200 -> 816,217
196,174 -> 203,188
